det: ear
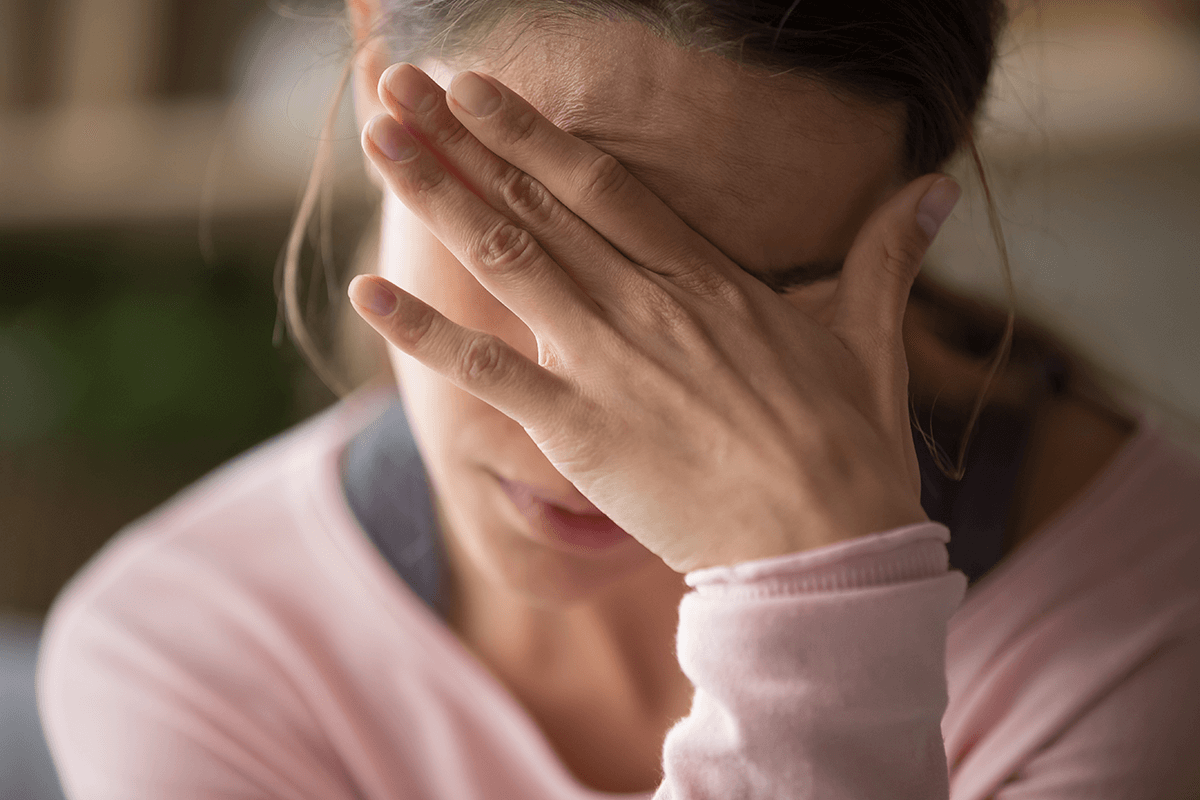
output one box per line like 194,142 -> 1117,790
347,0 -> 392,185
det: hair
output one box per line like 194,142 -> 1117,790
285,0 -> 1018,478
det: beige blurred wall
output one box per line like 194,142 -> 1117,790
0,0 -> 368,226
928,1 -> 1200,447
1,0 -> 1197,422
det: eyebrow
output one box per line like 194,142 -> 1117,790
742,259 -> 844,292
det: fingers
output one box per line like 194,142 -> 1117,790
376,63 -> 638,300
347,274 -> 573,425
361,110 -> 603,343
444,69 -> 736,282
833,175 -> 960,357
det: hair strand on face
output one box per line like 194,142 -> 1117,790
281,55 -> 357,397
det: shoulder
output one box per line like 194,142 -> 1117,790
969,418 -> 1200,614
1092,419 -> 1200,520
1047,420 -> 1200,589
1008,630 -> 1200,797
41,389 -> 393,636
945,422 -> 1200,797
35,390 -> 419,798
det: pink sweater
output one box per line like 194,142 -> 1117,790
37,392 -> 1200,799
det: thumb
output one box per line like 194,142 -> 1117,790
833,174 -> 960,352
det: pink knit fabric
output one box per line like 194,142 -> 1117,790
37,393 -> 1200,799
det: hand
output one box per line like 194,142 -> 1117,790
349,63 -> 960,573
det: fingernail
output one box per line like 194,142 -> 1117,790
349,275 -> 397,317
383,62 -> 436,114
449,71 -> 501,117
367,115 -> 418,162
916,178 -> 961,240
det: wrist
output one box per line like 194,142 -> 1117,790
684,497 -> 928,572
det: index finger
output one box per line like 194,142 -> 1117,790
445,70 -> 736,281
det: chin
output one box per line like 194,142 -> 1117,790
508,543 -> 663,608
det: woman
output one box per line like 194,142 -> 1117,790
38,1 -> 1200,798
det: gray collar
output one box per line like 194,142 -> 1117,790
339,399 -> 442,610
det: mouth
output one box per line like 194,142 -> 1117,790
495,476 -> 633,551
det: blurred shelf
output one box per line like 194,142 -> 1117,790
0,0 -> 362,227
980,7 -> 1200,161
1,1 -> 1196,225
0,98 -> 369,226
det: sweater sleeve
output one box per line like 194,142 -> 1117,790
657,522 -> 967,799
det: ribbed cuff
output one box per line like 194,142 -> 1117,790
685,521 -> 951,600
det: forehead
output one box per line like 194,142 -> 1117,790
480,16 -> 906,274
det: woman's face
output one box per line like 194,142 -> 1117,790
377,17 -> 906,604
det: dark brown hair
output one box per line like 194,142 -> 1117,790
368,0 -> 1005,174
286,0 -> 1015,476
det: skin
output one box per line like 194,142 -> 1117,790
344,6 -> 1134,793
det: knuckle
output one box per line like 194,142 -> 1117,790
459,335 -> 506,381
879,224 -> 927,280
393,294 -> 437,347
428,117 -> 473,150
675,265 -> 735,303
717,280 -> 756,318
654,299 -> 697,335
398,155 -> 450,201
473,221 -> 537,273
576,152 -> 629,206
498,104 -> 541,150
634,283 -> 696,333
498,170 -> 553,225
668,257 -> 753,312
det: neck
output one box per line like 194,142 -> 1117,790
442,530 -> 689,707
439,520 -> 692,793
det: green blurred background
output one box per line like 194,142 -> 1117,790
3,219 -> 316,612
1,0 -> 377,617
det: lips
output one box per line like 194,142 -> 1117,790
496,477 -> 633,550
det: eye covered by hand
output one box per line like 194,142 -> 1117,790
350,62 -> 960,572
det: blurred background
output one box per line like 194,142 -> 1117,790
0,1 -> 1198,798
